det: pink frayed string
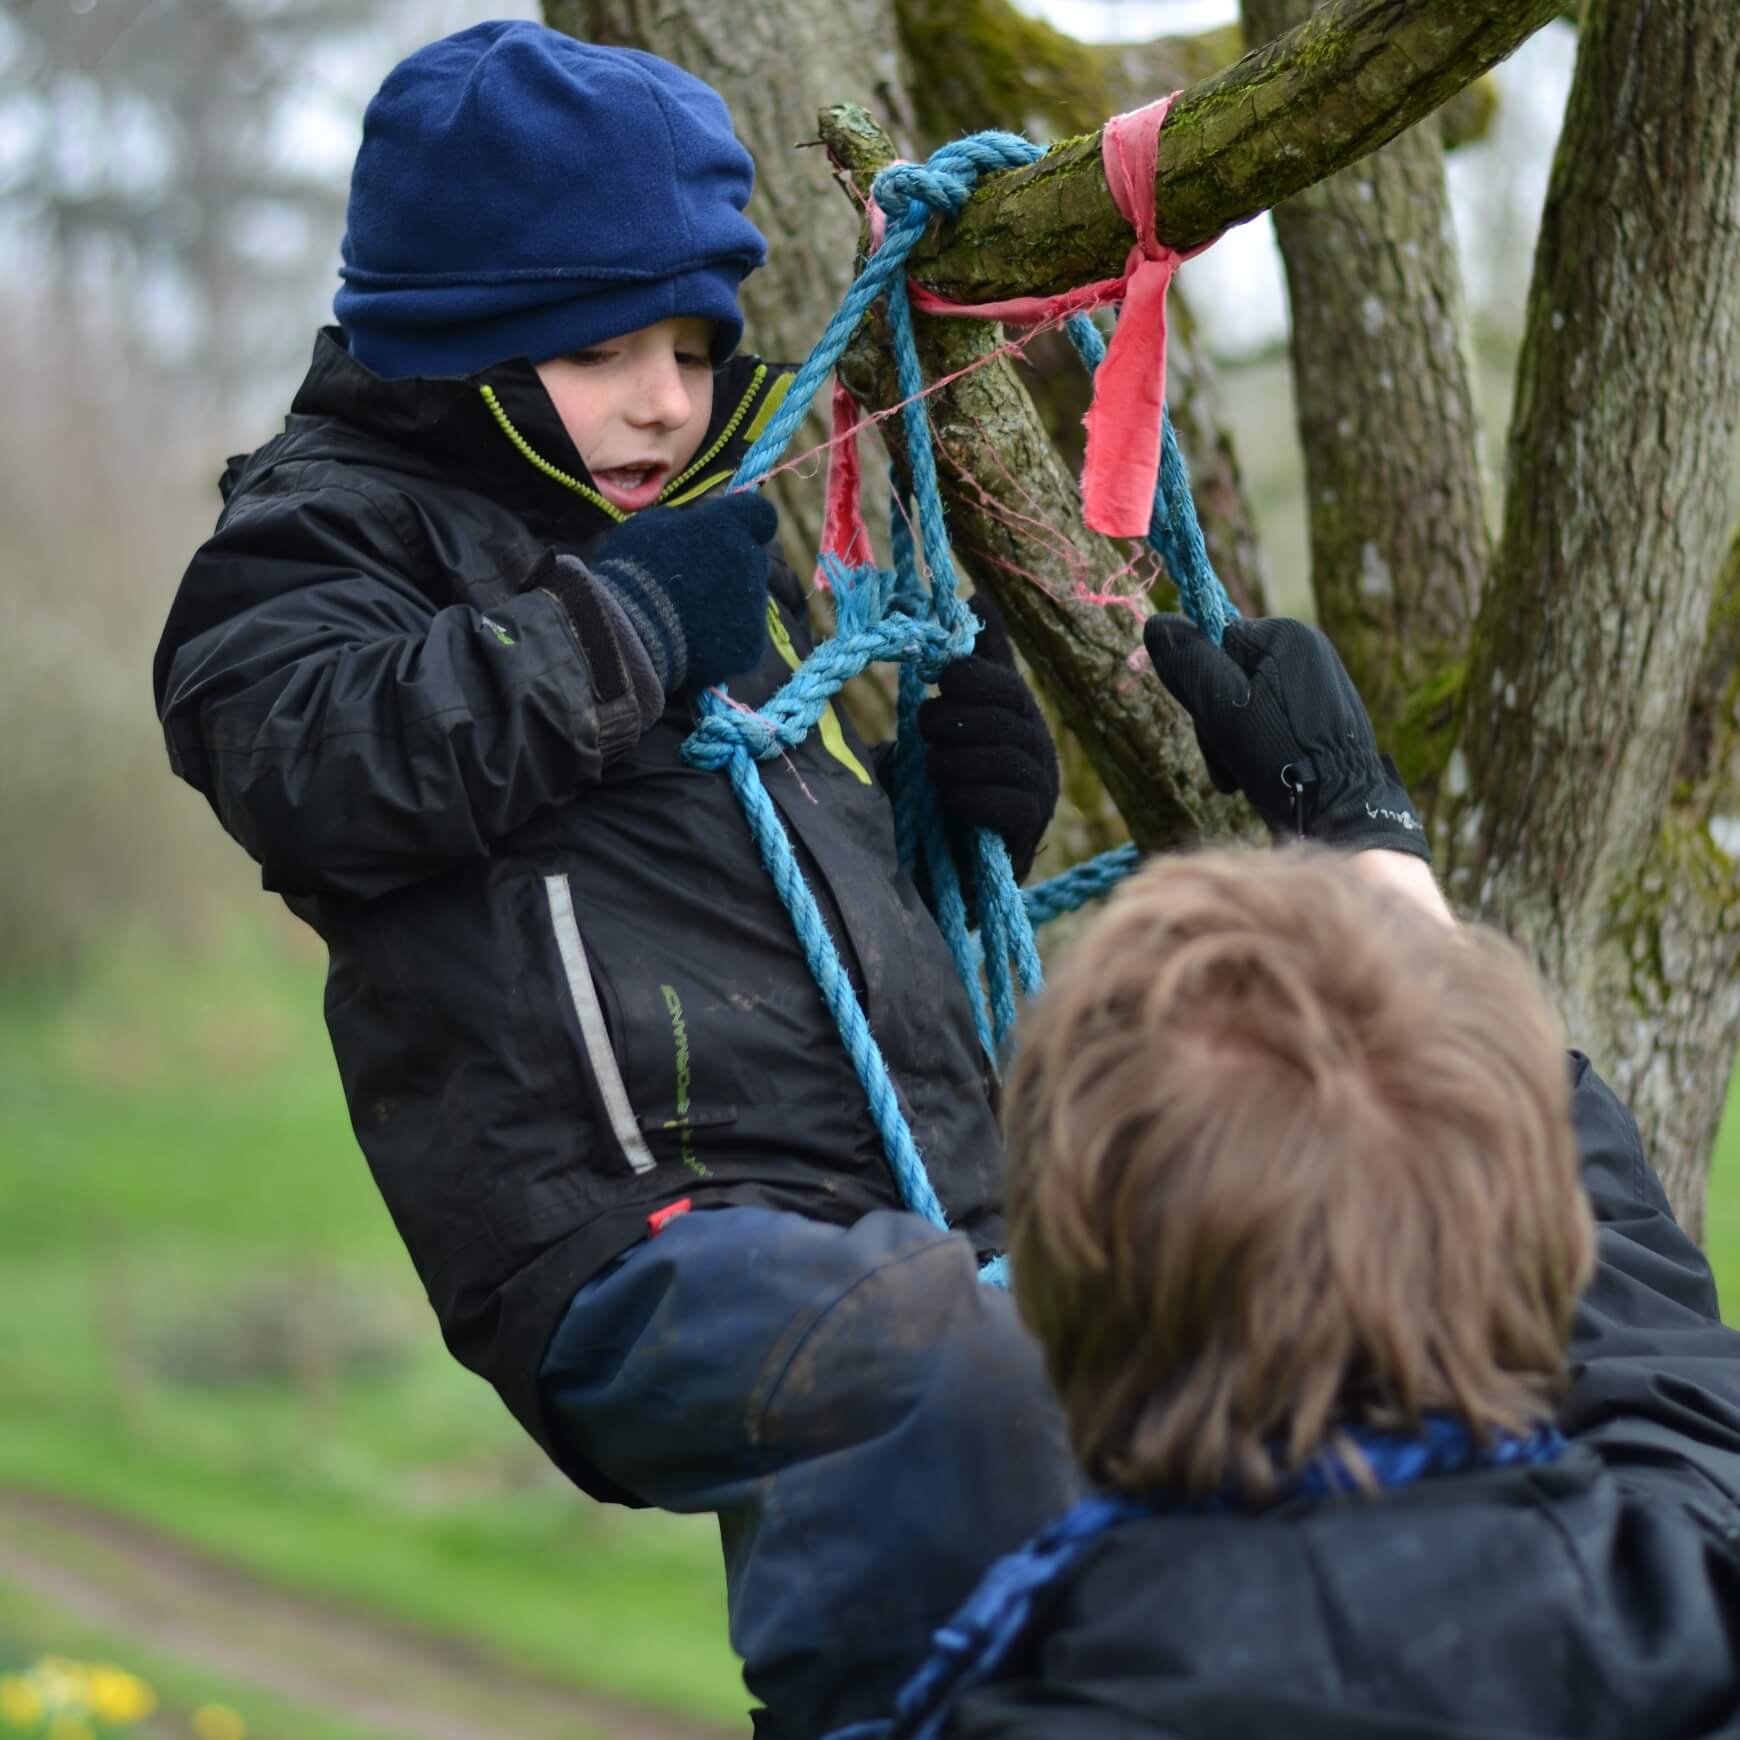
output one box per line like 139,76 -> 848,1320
779,312 -> 1078,522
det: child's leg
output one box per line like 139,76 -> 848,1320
539,1206 -> 1078,1739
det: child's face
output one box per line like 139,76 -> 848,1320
535,317 -> 716,513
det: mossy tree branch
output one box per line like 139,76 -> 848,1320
894,0 -> 1495,156
892,0 -> 1559,305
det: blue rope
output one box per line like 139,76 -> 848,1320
684,130 -> 1237,1286
1021,842 -> 1143,928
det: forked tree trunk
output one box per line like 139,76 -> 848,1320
547,0 -> 1740,1225
1444,0 -> 1740,1230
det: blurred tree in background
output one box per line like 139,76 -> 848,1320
0,0 -> 535,972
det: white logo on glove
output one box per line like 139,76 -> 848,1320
1364,803 -> 1422,832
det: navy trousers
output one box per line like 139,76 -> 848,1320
538,1206 -> 1079,1738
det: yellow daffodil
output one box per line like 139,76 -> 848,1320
84,1666 -> 156,1725
31,1659 -> 87,1712
191,1704 -> 247,1740
0,1675 -> 44,1727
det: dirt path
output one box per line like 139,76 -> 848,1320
0,1487 -> 739,1740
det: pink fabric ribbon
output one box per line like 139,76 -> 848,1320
820,92 -> 1205,557
814,378 -> 874,590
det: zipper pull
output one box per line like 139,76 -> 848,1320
1280,759 -> 1316,838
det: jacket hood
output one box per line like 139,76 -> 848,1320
277,325 -> 793,537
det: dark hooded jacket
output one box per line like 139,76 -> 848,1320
153,330 -> 1006,1489
923,1056 -> 1740,1740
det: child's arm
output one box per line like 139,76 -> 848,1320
1341,851 -> 1740,1500
155,480 -> 772,901
1557,1056 -> 1740,1504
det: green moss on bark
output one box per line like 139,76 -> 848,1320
1390,660 -> 1467,798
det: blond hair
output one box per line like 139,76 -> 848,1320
1004,848 -> 1593,1501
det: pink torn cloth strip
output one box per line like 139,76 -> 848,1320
815,378 -> 874,589
852,92 -> 1211,541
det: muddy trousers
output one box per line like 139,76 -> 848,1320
538,1206 -> 1079,1739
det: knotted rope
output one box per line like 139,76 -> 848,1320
682,116 -> 1235,1284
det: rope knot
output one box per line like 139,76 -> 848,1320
872,131 -> 1042,224
683,706 -> 784,770
872,161 -> 971,222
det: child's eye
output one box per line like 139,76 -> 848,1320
569,348 -> 612,366
677,351 -> 711,369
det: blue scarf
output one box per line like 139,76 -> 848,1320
874,1417 -> 1568,1740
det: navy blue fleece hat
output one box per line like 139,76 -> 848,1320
334,21 -> 767,380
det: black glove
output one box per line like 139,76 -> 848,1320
1143,614 -> 1430,862
918,595 -> 1060,882
535,493 -> 778,694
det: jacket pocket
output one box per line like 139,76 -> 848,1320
540,869 -> 758,1181
542,871 -> 659,1176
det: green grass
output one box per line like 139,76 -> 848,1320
1702,1064 -> 1740,1309
4,917 -> 1740,1737
0,919 -> 740,1726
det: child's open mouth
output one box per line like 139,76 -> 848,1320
592,463 -> 670,511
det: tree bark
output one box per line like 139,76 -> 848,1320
1581,529 -> 1740,1236
895,0 -> 1561,302
1439,0 -> 1740,1220
1242,0 -> 1490,783
894,0 -> 1494,155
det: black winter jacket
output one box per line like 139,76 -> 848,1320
932,1056 -> 1740,1740
154,330 -> 1006,1488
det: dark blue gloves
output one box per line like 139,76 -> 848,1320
919,595 -> 1060,882
535,493 -> 778,699
1143,614 -> 1430,862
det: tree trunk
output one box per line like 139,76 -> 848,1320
1242,0 -> 1490,796
1439,0 -> 1740,1228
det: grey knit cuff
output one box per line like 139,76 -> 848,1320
590,553 -> 689,696
590,583 -> 668,733
532,552 -> 667,747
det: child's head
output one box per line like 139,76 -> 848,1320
532,317 -> 717,512
1004,848 -> 1594,1503
333,21 -> 765,486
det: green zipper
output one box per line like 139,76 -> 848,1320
478,365 -> 770,521
657,363 -> 767,500
478,384 -> 626,521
